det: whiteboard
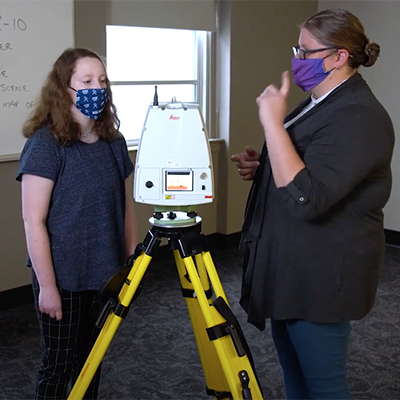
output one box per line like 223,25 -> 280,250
0,0 -> 74,160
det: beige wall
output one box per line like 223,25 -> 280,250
318,0 -> 400,232
0,0 -> 319,292
74,0 -> 107,56
217,0 -> 319,233
0,161 -> 31,291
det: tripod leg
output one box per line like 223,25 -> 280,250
174,250 -> 231,399
202,251 -> 264,400
201,252 -> 229,302
67,253 -> 153,400
182,253 -> 264,400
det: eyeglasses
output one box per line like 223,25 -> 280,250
292,46 -> 338,60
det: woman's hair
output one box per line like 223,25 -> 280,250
22,47 -> 120,143
302,9 -> 380,69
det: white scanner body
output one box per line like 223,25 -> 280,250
134,100 -> 214,207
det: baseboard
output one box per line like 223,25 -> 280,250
384,229 -> 400,247
0,284 -> 34,312
0,232 -> 242,312
205,231 -> 241,252
2,230 -> 398,312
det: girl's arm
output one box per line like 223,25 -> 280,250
21,174 -> 62,320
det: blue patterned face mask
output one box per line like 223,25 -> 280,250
70,87 -> 110,120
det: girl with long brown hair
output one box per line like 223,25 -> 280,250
17,47 -> 138,399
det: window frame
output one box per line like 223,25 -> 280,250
107,28 -> 212,146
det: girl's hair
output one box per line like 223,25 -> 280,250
22,47 -> 120,143
302,9 -> 380,69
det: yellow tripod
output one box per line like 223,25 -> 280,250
68,211 -> 264,400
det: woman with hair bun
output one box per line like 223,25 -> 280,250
232,8 -> 394,400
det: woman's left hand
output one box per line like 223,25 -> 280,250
256,71 -> 290,133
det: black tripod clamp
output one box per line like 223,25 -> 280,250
96,243 -> 145,329
206,297 -> 264,399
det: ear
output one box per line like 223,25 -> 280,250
335,49 -> 351,67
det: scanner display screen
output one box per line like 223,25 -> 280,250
165,171 -> 193,191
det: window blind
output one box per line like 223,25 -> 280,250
107,0 -> 216,32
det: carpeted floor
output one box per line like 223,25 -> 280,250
0,245 -> 399,400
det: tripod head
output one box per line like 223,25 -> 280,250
134,89 -> 214,220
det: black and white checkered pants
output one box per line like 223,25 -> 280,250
32,270 -> 102,400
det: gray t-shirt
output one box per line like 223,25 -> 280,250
16,126 -> 134,291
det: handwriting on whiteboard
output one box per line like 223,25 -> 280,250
0,13 -> 33,111
0,15 -> 28,31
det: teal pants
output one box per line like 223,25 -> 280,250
271,319 -> 352,400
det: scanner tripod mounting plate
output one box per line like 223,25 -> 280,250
67,210 -> 264,400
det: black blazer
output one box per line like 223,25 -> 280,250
240,73 -> 395,331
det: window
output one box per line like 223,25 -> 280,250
106,26 -> 210,145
